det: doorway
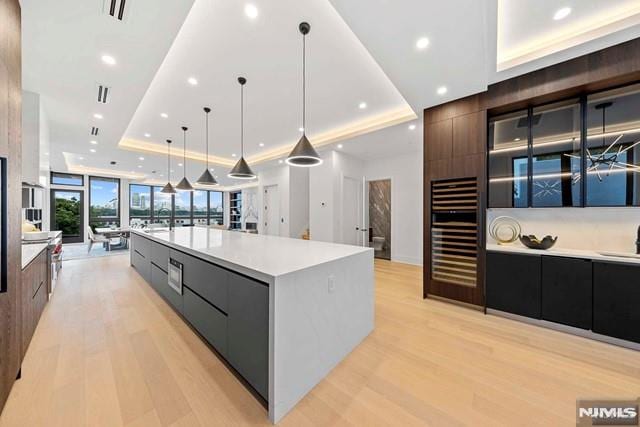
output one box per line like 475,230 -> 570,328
263,185 -> 279,236
51,189 -> 84,243
368,179 -> 391,260
342,176 -> 364,246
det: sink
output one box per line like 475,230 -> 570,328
597,251 -> 640,259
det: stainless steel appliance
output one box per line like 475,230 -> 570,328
168,258 -> 183,295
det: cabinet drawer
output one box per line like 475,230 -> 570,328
227,273 -> 268,400
170,250 -> 228,312
151,241 -> 169,272
183,287 -> 227,357
132,233 -> 151,259
132,250 -> 150,283
151,263 -> 182,314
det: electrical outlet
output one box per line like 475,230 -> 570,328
327,275 -> 335,293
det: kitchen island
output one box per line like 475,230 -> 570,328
130,227 -> 374,423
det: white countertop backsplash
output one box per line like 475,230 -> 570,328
487,207 -> 640,254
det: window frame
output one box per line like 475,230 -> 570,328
50,171 -> 84,187
88,175 -> 121,228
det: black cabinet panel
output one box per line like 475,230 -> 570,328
150,241 -> 169,273
183,287 -> 227,357
170,249 -> 228,313
593,262 -> 640,343
151,263 -> 182,314
227,274 -> 269,400
541,256 -> 592,329
487,252 -> 541,318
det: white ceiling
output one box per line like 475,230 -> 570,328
21,0 -> 640,186
22,0 -> 196,180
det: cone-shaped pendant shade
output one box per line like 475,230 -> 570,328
176,177 -> 194,191
161,139 -> 177,194
197,168 -> 218,186
286,134 -> 322,167
197,107 -> 219,186
287,22 -> 322,167
228,157 -> 255,180
228,77 -> 256,180
161,182 -> 176,194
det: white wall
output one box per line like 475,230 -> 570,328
289,167 -> 309,239
363,153 -> 423,265
258,166 -> 290,236
309,153 -> 335,242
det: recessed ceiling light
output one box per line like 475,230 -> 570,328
553,7 -> 571,21
436,86 -> 448,95
259,142 -> 264,147
93,113 -> 103,119
232,153 -> 237,157
101,54 -> 116,65
144,133 -> 151,138
44,152 -> 49,155
278,160 -> 283,164
90,149 -> 96,153
90,140 -> 98,145
244,4 -> 258,19
298,127 -> 304,132
409,124 -> 416,130
337,144 -> 343,148
178,163 -> 183,167
137,165 -> 142,168
160,113 -> 168,118
78,156 -> 84,160
416,37 -> 430,50
187,77 -> 198,86
358,102 -> 367,109
139,156 -> 144,161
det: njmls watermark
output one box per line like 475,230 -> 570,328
577,399 -> 639,426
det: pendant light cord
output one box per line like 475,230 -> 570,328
302,32 -> 306,132
167,141 -> 171,180
241,83 -> 245,156
183,129 -> 187,176
205,111 -> 209,168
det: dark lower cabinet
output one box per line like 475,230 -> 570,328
183,288 -> 228,357
541,256 -> 592,329
227,274 -> 269,400
486,252 -> 541,318
593,262 -> 640,344
151,263 -> 182,314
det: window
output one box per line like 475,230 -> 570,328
89,176 -> 120,229
193,191 -> 208,226
209,191 -> 224,225
129,184 -> 151,222
51,172 -> 84,186
153,186 -> 172,221
174,191 -> 192,226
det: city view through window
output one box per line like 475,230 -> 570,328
89,176 -> 120,229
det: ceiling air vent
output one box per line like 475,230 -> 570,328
103,0 -> 128,22
91,127 -> 99,136
97,84 -> 111,104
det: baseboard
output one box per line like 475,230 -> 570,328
391,255 -> 422,266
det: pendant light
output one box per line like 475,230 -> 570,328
176,126 -> 194,191
228,77 -> 256,179
196,107 -> 218,186
286,22 -> 322,167
161,139 -> 176,194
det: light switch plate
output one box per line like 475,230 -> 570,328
327,275 -> 335,293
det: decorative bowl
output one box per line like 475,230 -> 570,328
519,234 -> 557,250
489,216 -> 521,245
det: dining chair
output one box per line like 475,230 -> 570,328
87,226 -> 111,253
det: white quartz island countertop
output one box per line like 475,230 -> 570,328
131,227 -> 375,423
132,227 -> 373,281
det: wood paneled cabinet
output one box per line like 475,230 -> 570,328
21,249 -> 49,357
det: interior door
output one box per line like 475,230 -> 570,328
51,189 -> 84,243
342,176 -> 364,246
263,185 -> 279,236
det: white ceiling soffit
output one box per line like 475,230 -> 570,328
328,0 -> 492,111
21,0 -> 196,173
491,0 -> 640,81
119,0 -> 415,177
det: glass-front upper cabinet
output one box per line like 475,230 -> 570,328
531,100 -> 582,207
586,84 -> 640,206
488,110 -> 529,208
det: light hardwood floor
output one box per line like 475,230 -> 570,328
1,255 -> 639,426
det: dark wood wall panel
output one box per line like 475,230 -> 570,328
423,93 -> 487,306
488,38 -> 640,113
0,0 -> 22,412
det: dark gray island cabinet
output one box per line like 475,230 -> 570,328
486,247 -> 640,348
130,228 -> 374,423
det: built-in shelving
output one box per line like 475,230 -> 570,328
229,191 -> 242,230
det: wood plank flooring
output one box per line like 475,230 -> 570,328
1,254 -> 639,426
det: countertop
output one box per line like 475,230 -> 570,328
487,243 -> 640,265
22,243 -> 48,270
132,228 -> 373,278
